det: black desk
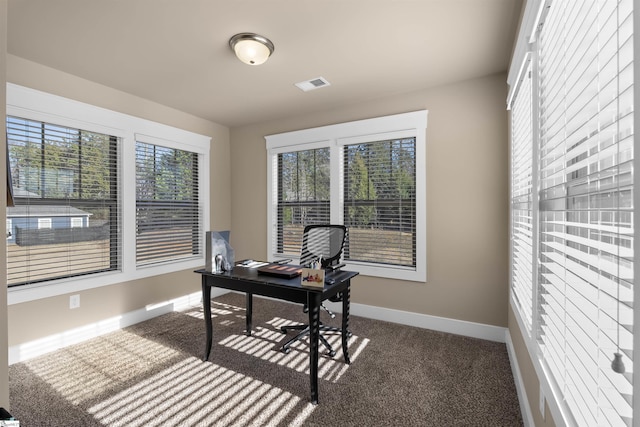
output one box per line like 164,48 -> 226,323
196,265 -> 359,404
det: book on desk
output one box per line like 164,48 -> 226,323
236,259 -> 303,279
256,263 -> 302,279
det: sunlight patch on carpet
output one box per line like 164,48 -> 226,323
183,300 -> 243,320
217,316 -> 370,383
23,330 -> 181,405
88,356 -> 316,427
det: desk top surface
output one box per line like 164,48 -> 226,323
195,264 -> 358,294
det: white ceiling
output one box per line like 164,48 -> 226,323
7,0 -> 523,128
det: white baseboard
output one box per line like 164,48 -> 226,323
323,299 -> 507,343
505,330 -> 535,427
9,289 -> 507,365
8,289 -> 226,365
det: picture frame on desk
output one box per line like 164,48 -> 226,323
301,268 -> 324,288
205,230 -> 233,273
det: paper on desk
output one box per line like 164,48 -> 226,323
238,260 -> 269,268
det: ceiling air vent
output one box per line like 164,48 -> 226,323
295,77 -> 331,92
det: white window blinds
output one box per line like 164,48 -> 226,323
6,116 -> 120,286
275,147 -> 331,256
510,59 -> 535,334
537,1 -> 634,426
343,137 -> 416,268
135,141 -> 200,265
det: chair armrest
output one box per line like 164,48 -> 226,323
326,263 -> 345,272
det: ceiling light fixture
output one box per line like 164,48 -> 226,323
229,33 -> 274,66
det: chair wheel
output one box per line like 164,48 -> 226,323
328,350 -> 336,357
280,327 -> 287,333
282,347 -> 291,354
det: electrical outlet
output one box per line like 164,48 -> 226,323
539,385 -> 545,420
69,294 -> 80,309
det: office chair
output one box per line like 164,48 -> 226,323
280,224 -> 348,357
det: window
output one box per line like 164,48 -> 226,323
507,1 -> 635,426
6,116 -> 119,286
266,110 -> 426,282
276,147 -> 330,254
537,1 -> 634,424
37,218 -> 52,229
343,138 -> 416,267
6,83 -> 210,303
509,56 -> 535,335
135,139 -> 200,265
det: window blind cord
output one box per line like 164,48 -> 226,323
610,40 -> 625,374
611,276 -> 625,373
612,238 -> 625,373
611,199 -> 625,374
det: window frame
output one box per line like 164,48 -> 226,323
266,110 -> 427,282
6,83 -> 210,305
508,53 -> 537,338
37,218 -> 52,229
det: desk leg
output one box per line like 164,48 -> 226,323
202,277 -> 213,361
308,291 -> 321,405
341,284 -> 351,365
245,292 -> 253,336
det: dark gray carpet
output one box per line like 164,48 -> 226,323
8,293 -> 523,426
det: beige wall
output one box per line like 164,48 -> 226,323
230,73 -> 510,327
4,56 -> 231,348
1,0 -> 9,409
